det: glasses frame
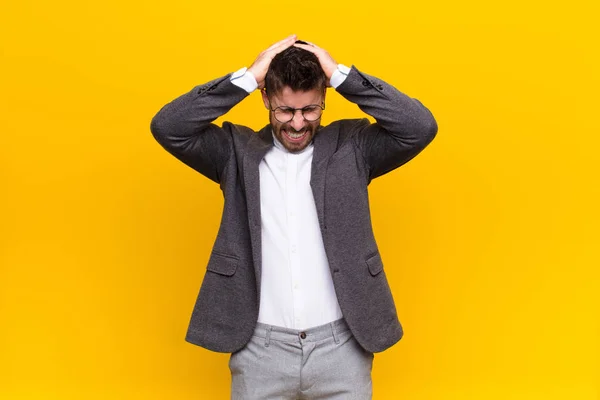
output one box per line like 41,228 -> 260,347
267,100 -> 326,123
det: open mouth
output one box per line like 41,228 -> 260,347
283,129 -> 309,143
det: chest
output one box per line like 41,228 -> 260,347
259,146 -> 316,222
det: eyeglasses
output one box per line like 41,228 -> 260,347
268,101 -> 325,123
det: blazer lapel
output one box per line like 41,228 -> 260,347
310,126 -> 339,232
243,125 -> 273,292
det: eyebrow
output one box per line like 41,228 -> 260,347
275,104 -> 321,110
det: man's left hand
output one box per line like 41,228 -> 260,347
294,41 -> 338,86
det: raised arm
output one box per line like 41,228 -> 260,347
150,35 -> 298,183
295,42 -> 438,180
150,75 -> 249,183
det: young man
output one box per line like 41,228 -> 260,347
150,35 -> 438,399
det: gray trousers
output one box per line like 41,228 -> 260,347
229,318 -> 374,400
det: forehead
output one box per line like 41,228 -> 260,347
269,87 -> 323,108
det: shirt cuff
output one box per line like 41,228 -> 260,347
330,64 -> 351,89
230,67 -> 258,93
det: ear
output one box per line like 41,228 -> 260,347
261,89 -> 270,109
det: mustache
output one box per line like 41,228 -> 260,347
283,126 -> 311,134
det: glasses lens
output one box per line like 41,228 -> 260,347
302,106 -> 322,122
273,109 -> 294,123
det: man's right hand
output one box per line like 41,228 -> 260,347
248,34 -> 297,90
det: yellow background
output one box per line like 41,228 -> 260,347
1,0 -> 598,399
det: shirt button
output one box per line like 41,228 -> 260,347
291,245 -> 297,253
293,283 -> 299,290
300,332 -> 306,339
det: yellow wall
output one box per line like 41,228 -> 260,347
1,0 -> 598,399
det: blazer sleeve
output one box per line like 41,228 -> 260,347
149,74 -> 250,183
335,66 -> 438,181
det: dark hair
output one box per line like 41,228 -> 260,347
264,41 -> 327,97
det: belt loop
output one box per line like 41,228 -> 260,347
264,326 -> 272,347
330,322 -> 340,344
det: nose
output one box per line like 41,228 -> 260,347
289,110 -> 306,131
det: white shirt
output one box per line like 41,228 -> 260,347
230,65 -> 350,329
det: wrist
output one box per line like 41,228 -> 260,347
324,64 -> 338,81
329,64 -> 350,89
230,67 -> 258,93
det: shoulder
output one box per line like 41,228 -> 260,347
222,121 -> 256,141
323,118 -> 371,143
221,122 -> 273,157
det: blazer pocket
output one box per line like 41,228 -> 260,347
365,252 -> 383,276
207,251 -> 239,277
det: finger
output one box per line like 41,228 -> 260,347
266,34 -> 297,52
266,36 -> 293,51
268,36 -> 298,55
293,43 -> 319,54
293,42 -> 313,50
263,42 -> 296,61
252,36 -> 295,68
298,40 -> 322,49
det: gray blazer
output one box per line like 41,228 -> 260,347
150,66 -> 438,353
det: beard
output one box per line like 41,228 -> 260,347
274,123 -> 316,153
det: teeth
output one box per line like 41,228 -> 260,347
286,130 -> 305,139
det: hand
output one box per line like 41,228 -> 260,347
248,34 -> 297,90
293,41 -> 338,86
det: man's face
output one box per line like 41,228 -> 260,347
262,87 -> 325,153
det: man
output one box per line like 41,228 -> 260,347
150,35 -> 438,399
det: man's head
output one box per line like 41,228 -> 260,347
262,43 -> 327,153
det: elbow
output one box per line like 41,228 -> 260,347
419,97 -> 438,137
150,111 -> 170,146
425,116 -> 438,143
416,110 -> 438,150
408,98 -> 438,148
